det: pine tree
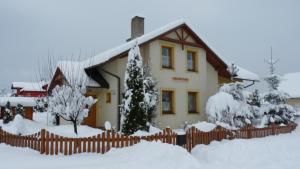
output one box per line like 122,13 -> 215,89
262,47 -> 295,124
3,101 -> 13,124
121,41 -> 149,135
143,63 -> 158,122
247,89 -> 261,107
15,104 -> 24,117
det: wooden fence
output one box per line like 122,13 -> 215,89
0,127 -> 177,155
0,123 -> 297,155
185,123 -> 297,151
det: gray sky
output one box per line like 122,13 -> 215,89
0,0 -> 299,91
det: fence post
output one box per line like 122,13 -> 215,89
40,129 -> 46,154
247,125 -> 252,139
0,127 -> 2,143
271,123 -> 275,135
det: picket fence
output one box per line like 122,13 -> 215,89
0,123 -> 297,155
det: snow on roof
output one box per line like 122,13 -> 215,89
12,81 -> 47,92
278,72 -> 300,98
57,60 -> 100,87
0,97 -> 36,107
84,19 -> 186,68
235,66 -> 260,81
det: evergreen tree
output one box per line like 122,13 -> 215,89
120,41 -> 149,135
15,104 -> 24,117
247,89 -> 261,107
3,101 -> 13,124
143,63 -> 158,122
262,48 -> 296,125
227,63 -> 239,81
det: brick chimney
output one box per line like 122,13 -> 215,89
127,16 -> 144,41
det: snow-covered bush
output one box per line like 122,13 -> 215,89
3,101 -> 13,124
48,85 -> 97,134
206,89 -> 253,128
120,41 -> 150,135
35,97 -> 48,112
11,114 -> 27,135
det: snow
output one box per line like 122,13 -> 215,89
104,121 -> 112,130
131,125 -> 162,136
0,141 -> 200,169
12,81 -> 47,92
235,66 -> 260,81
191,120 -> 300,169
56,60 -> 100,87
1,114 -> 103,137
84,19 -> 186,68
278,72 -> 300,98
0,97 -> 36,107
190,121 -> 217,132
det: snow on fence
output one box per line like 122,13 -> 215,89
185,123 -> 297,151
0,123 -> 297,155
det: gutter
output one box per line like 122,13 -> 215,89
100,68 -> 121,130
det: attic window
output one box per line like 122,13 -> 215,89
187,50 -> 197,72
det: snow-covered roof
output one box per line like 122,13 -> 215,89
84,19 -> 186,68
278,72 -> 300,98
56,61 -> 100,87
12,81 -> 47,92
235,66 -> 260,81
0,97 -> 36,107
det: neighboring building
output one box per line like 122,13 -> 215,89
278,72 -> 300,111
0,97 -> 36,120
11,81 -> 48,97
49,16 -> 259,129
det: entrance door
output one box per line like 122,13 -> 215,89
82,95 -> 97,128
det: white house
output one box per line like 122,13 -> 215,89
49,16 -> 259,129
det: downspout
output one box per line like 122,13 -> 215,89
244,81 -> 256,88
100,68 -> 121,130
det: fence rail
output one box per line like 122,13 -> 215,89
0,123 -> 297,155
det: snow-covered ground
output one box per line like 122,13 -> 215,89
0,141 -> 200,169
0,112 -> 103,137
192,119 -> 300,169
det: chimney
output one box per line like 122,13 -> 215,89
127,16 -> 144,41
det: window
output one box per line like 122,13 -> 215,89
187,51 -> 197,72
188,92 -> 198,114
106,92 -> 111,103
161,46 -> 173,69
162,90 -> 174,114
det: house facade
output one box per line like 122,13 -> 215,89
49,16 -> 258,129
278,72 -> 300,111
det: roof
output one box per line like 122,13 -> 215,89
235,66 -> 260,81
0,97 -> 36,107
278,72 -> 300,98
11,81 -> 47,92
56,61 -> 101,88
84,19 -> 229,77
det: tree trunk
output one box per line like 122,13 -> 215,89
73,121 -> 78,135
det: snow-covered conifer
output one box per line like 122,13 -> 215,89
48,85 -> 96,134
15,104 -> 24,117
3,101 -> 13,124
120,41 -> 149,135
143,63 -> 158,122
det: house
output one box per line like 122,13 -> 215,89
0,97 -> 36,120
278,72 -> 300,111
49,16 -> 259,129
11,81 -> 48,97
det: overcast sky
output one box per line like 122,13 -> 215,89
0,0 -> 299,91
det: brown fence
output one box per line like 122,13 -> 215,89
0,127 -> 176,155
0,123 -> 297,155
185,123 -> 297,151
